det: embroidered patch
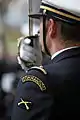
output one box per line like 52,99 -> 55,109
22,75 -> 46,91
18,98 -> 31,110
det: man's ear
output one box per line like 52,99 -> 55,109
47,19 -> 57,38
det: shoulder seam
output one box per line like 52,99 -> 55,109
28,66 -> 47,75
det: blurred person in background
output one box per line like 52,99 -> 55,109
12,0 -> 80,119
0,59 -> 24,120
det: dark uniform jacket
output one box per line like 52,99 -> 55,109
11,47 -> 80,120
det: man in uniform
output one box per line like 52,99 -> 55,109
11,0 -> 80,119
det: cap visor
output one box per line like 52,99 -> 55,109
29,13 -> 46,19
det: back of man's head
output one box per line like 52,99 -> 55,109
60,22 -> 80,42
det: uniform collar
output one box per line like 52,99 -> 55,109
51,46 -> 79,60
51,46 -> 80,63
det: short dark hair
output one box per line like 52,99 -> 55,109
60,21 -> 80,42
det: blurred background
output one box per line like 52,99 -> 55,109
0,0 -> 29,120
0,0 -> 50,119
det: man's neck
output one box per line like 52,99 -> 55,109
51,46 -> 80,60
50,40 -> 80,56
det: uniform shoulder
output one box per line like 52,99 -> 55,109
20,64 -> 53,92
21,66 -> 48,91
27,65 -> 47,75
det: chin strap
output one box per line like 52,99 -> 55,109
43,16 -> 51,56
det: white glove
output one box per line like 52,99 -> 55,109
17,35 -> 42,71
